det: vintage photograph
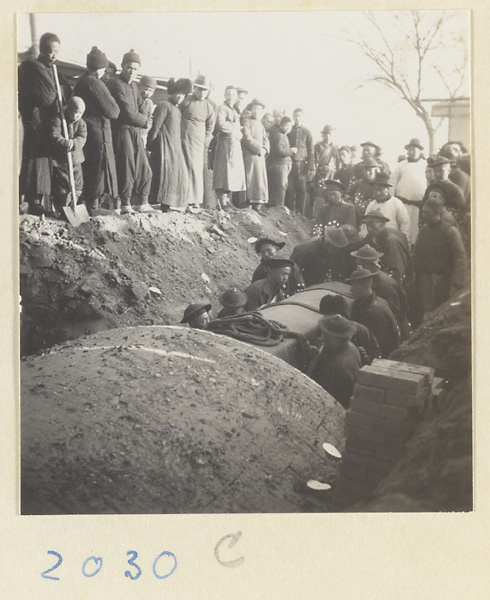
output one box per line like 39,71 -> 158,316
18,10 -> 471,515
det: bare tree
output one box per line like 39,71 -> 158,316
343,11 -> 469,154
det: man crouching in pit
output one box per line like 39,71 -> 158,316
244,258 -> 293,311
308,314 -> 361,409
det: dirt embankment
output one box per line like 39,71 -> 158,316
20,207 -> 311,355
356,290 -> 472,512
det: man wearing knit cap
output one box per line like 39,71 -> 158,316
290,226 -> 349,287
18,32 -> 63,216
107,49 -> 153,214
346,267 -> 400,358
138,75 -> 157,148
73,46 -> 120,215
308,314 -> 361,408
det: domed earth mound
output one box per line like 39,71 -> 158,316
21,325 -> 345,514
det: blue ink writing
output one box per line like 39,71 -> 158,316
152,551 -> 177,580
125,550 -> 142,580
41,550 -> 62,581
82,556 -> 103,578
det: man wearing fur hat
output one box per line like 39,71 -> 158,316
107,49 -> 153,214
180,74 -> 216,211
290,226 -> 349,286
73,46 -> 120,215
308,314 -> 362,408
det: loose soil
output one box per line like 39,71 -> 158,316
21,325 -> 345,514
19,206 -> 311,356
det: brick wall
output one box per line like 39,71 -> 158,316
334,359 -> 435,509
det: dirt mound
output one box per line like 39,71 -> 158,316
21,325 -> 345,514
20,206 -> 311,355
354,292 -> 472,512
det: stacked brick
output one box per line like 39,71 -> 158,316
334,359 -> 434,508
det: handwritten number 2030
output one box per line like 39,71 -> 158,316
41,550 -> 177,581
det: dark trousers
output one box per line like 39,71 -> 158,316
285,161 -> 307,215
268,163 -> 291,207
113,127 -> 152,206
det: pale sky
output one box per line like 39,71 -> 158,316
17,11 -> 469,164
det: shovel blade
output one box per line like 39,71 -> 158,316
62,205 -> 82,227
75,203 -> 91,223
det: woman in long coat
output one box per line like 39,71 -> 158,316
241,99 -> 269,209
180,75 -> 216,208
212,85 -> 246,207
73,47 -> 120,212
147,78 -> 191,210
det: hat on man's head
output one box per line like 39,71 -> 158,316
319,294 -> 348,316
404,138 -> 424,151
360,157 -> 380,168
122,49 -> 141,66
426,183 -> 449,204
345,267 -> 378,282
321,124 -> 335,134
167,77 -> 192,95
107,61 -> 117,72
87,46 -> 108,70
263,257 -> 294,271
318,314 -> 357,338
67,96 -> 86,113
246,98 -> 266,110
363,208 -> 390,223
254,237 -> 285,254
426,155 -> 439,167
236,87 -> 248,94
180,302 -> 211,324
219,287 -> 247,308
430,156 -> 453,167
361,141 -> 381,152
350,244 -> 384,260
369,172 -> 392,187
139,75 -> 157,89
319,179 -> 345,193
193,74 -> 211,89
324,226 -> 349,248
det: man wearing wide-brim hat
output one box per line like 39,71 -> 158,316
290,226 -> 349,287
251,238 -> 305,296
244,257 -> 294,311
345,157 -> 380,228
391,137 -> 427,246
363,208 -> 413,287
355,140 -> 391,178
346,267 -> 400,358
308,314 -> 362,409
351,244 -> 410,339
364,172 -> 411,241
314,123 -> 339,184
312,179 -> 356,236
422,155 -> 467,232
217,287 -> 248,318
180,302 -> 212,329
180,74 -> 216,210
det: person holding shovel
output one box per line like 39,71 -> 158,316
48,96 -> 87,219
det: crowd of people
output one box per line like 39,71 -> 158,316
19,33 -> 471,409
